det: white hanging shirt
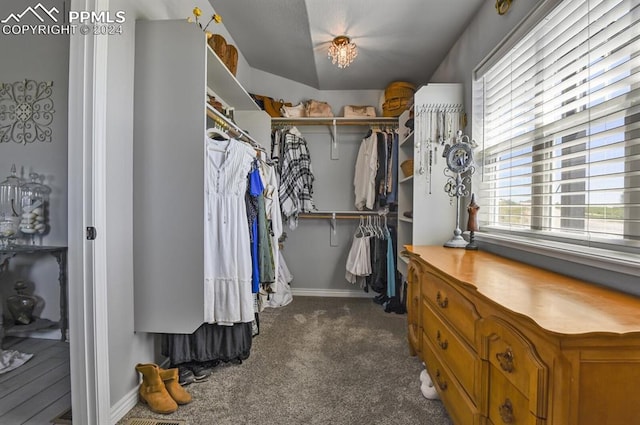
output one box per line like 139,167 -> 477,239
354,132 -> 378,210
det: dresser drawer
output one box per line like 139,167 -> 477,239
422,333 -> 482,425
421,268 -> 479,346
488,365 -> 545,425
422,298 -> 478,402
480,317 -> 548,419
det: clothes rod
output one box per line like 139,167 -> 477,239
271,117 -> 398,126
299,214 -> 367,220
299,211 -> 397,219
206,105 -> 266,151
302,210 -> 392,215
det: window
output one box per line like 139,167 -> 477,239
474,0 -> 640,256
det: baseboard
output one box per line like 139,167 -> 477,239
110,358 -> 171,424
291,288 -> 373,298
110,385 -> 139,425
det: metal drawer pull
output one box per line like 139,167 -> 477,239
436,330 -> 448,350
496,347 -> 514,373
435,369 -> 448,390
436,291 -> 448,308
499,398 -> 514,423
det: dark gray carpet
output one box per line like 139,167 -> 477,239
119,296 -> 453,425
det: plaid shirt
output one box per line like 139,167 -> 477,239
279,128 -> 316,229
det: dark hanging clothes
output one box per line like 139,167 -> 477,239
161,322 -> 252,365
375,131 -> 388,208
366,233 -> 387,294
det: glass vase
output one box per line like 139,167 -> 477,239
7,280 -> 37,325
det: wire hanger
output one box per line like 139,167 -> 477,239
355,216 -> 367,238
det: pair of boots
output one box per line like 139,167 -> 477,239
135,363 -> 192,414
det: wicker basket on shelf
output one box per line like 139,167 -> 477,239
225,44 -> 238,76
385,81 -> 416,100
383,81 -> 416,117
208,34 -> 227,59
208,34 -> 238,76
400,159 -> 414,178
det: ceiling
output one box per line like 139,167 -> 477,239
211,0 -> 486,91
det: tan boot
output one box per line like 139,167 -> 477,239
135,363 -> 178,414
160,367 -> 192,405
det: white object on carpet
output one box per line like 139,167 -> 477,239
421,380 -> 440,400
0,349 -> 33,374
420,369 -> 433,387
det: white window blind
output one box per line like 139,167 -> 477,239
475,0 -> 640,253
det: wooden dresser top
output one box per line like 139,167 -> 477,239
407,245 -> 640,336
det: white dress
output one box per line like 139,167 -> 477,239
204,136 -> 256,325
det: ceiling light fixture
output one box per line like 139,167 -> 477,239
328,35 -> 358,69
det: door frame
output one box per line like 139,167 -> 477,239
68,0 -> 111,423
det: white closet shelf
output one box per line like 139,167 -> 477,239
398,255 -> 409,265
399,175 -> 414,184
399,217 -> 413,223
206,45 -> 260,111
271,117 -> 398,126
399,131 -> 414,146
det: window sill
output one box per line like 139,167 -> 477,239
475,232 -> 640,277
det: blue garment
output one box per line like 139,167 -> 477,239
387,132 -> 399,203
386,227 -> 396,298
248,165 -> 264,293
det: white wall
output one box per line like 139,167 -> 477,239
0,0 -> 69,336
243,68 -> 392,294
247,68 -> 384,117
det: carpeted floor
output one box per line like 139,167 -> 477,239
118,296 -> 453,425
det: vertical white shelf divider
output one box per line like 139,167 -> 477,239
396,83 -> 464,278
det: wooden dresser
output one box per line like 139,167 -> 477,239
406,245 -> 640,425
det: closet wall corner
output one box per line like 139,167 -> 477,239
269,118 -> 398,295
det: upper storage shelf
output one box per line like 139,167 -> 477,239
206,44 -> 260,111
271,117 -> 398,126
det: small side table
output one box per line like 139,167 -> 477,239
0,245 -> 68,345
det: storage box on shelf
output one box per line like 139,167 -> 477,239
406,246 -> 640,425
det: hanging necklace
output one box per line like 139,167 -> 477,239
417,106 -> 426,175
427,110 -> 434,194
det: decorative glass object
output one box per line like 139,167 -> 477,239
7,280 -> 37,325
19,172 -> 50,241
0,216 -> 20,247
0,164 -> 22,218
0,164 -> 22,246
